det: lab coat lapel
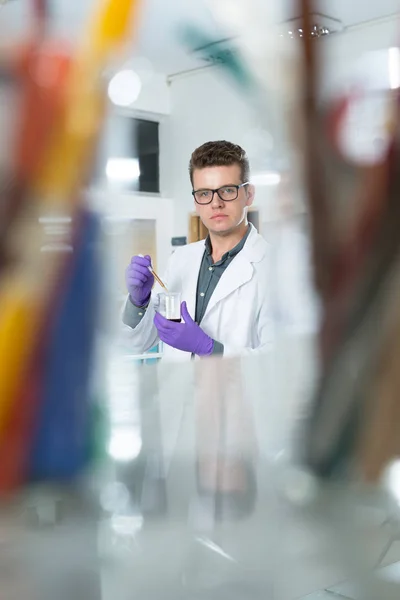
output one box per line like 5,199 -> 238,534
204,253 -> 253,316
202,226 -> 266,318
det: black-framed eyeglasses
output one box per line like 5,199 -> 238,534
192,182 -> 250,205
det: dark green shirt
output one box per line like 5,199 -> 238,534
122,225 -> 251,356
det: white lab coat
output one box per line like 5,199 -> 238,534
121,224 -> 275,362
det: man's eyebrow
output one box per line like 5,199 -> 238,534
192,183 -> 243,193
194,183 -> 240,188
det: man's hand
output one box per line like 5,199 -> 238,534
125,255 -> 154,307
154,301 -> 214,356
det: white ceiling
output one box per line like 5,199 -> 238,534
1,0 -> 399,74
280,0 -> 398,26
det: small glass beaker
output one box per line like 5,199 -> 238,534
157,292 -> 182,322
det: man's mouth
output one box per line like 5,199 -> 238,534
211,214 -> 228,219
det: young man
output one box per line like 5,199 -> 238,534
121,140 -> 273,361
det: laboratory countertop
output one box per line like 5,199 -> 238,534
2,337 -> 400,600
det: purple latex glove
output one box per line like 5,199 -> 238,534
125,255 -> 154,307
154,301 -> 214,356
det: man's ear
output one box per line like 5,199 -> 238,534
246,184 -> 255,207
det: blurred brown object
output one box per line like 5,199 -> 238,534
357,286 -> 400,483
299,0 -> 400,482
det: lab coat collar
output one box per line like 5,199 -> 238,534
203,224 -> 268,317
240,223 -> 267,263
203,223 -> 265,262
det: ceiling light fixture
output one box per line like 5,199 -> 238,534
281,13 -> 344,40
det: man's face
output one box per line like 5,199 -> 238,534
192,164 -> 254,236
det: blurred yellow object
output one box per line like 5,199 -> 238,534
0,0 -> 141,436
34,0 -> 140,204
88,0 -> 140,61
0,284 -> 40,431
33,90 -> 105,205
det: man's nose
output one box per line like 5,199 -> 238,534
211,191 -> 224,208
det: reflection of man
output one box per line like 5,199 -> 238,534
122,140 -> 273,361
265,171 -> 320,334
194,358 -> 258,521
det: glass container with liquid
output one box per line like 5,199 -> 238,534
157,292 -> 181,322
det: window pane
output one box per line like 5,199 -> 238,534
93,115 -> 159,194
137,119 -> 159,193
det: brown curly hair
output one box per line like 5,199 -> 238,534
189,140 -> 250,185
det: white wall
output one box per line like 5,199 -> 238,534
166,16 -> 399,239
165,67 -> 279,237
322,17 -> 399,92
130,72 -> 171,116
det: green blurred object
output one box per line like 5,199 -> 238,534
179,25 -> 256,92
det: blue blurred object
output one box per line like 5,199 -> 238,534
28,210 -> 100,481
144,344 -> 161,365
